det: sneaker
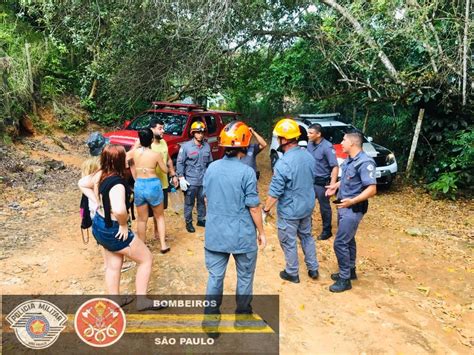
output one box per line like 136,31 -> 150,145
330,268 -> 357,281
197,220 -> 206,227
186,222 -> 195,233
317,232 -> 333,240
329,278 -> 352,293
279,270 -> 300,283
308,269 -> 319,279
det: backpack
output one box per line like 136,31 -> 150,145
80,194 -> 91,244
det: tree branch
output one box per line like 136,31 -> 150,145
320,0 -> 403,85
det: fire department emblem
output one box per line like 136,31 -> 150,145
74,298 -> 126,347
6,299 -> 67,349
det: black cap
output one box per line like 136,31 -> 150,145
86,132 -> 110,156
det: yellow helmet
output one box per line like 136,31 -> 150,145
190,121 -> 207,134
273,118 -> 300,140
218,121 -> 252,147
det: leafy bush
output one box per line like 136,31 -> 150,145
427,172 -> 458,199
426,129 -> 473,198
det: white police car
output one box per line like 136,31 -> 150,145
269,113 -> 398,186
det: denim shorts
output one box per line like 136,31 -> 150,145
92,213 -> 134,252
134,178 -> 164,207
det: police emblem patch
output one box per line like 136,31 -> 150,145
367,165 -> 374,171
6,299 -> 67,349
74,298 -> 126,348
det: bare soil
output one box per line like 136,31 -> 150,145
1,131 -> 473,353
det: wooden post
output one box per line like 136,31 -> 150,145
25,42 -> 38,117
406,108 -> 425,177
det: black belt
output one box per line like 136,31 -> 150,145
314,177 -> 330,186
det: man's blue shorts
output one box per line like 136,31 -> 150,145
134,177 -> 163,207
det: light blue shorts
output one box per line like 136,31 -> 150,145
134,178 -> 163,207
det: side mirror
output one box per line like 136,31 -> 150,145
123,120 -> 131,129
367,136 -> 373,142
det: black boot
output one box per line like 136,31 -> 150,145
186,222 -> 195,233
329,278 -> 352,293
279,270 -> 300,283
330,268 -> 357,281
308,269 -> 319,279
317,232 -> 333,240
197,220 -> 206,227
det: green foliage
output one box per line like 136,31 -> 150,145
426,129 -> 473,198
427,173 -> 459,200
52,101 -> 86,132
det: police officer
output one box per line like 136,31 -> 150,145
202,121 -> 266,331
326,131 -> 377,292
240,127 -> 267,179
263,118 -> 319,283
307,123 -> 339,240
176,121 -> 213,233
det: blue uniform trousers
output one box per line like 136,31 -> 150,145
204,248 -> 258,314
277,215 -> 319,276
334,208 -> 364,279
184,185 -> 206,223
314,184 -> 332,235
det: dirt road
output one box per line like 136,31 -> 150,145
1,132 -> 473,353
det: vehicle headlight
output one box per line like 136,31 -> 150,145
386,153 -> 396,165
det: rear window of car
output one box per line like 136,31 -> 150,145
204,115 -> 217,134
322,125 -> 368,144
128,112 -> 188,136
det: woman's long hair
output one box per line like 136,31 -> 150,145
99,144 -> 126,185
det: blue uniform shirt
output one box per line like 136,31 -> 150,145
176,140 -> 213,186
269,146 -> 316,220
307,138 -> 338,178
203,156 -> 260,254
240,143 -> 261,172
338,151 -> 377,199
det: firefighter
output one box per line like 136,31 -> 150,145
263,118 -> 319,283
202,121 -> 266,333
176,121 -> 212,233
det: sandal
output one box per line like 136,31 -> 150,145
121,261 -> 136,273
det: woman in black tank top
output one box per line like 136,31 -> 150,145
79,144 -> 164,310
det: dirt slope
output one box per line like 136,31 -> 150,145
1,132 -> 472,353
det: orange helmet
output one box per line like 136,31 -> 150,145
190,121 -> 207,134
218,121 -> 252,147
273,118 -> 300,140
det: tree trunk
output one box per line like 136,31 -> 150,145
320,0 -> 402,85
406,108 -> 425,177
362,109 -> 369,134
25,43 -> 37,117
462,0 -> 471,106
88,79 -> 98,100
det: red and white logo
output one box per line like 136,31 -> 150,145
74,298 -> 126,347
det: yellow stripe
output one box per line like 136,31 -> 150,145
67,314 -> 264,321
125,326 -> 274,333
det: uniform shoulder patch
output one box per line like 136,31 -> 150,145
367,164 -> 374,171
